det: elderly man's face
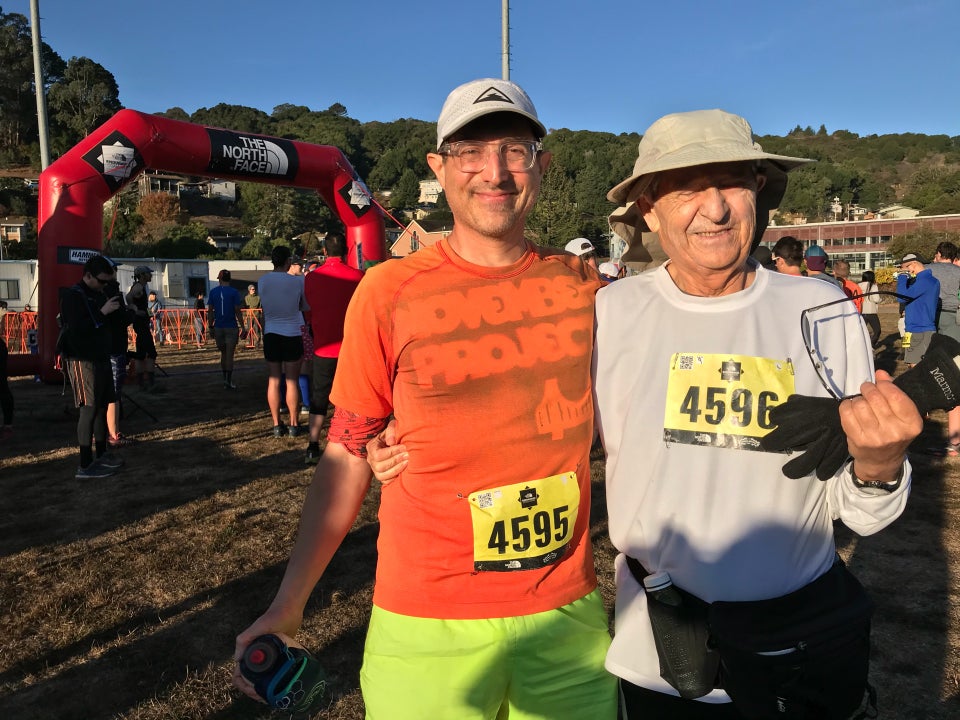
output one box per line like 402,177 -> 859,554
640,161 -> 763,280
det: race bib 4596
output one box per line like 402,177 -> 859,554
663,353 -> 795,451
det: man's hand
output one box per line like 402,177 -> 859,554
232,605 -> 304,703
761,370 -> 922,481
100,296 -> 121,315
365,418 -> 407,486
841,369 -> 922,483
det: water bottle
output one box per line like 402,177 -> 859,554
644,571 -> 683,606
643,571 -> 716,699
240,633 -> 327,713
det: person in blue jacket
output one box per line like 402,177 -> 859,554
896,252 -> 940,366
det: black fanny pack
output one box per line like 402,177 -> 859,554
627,556 -> 876,719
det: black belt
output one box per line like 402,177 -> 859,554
625,555 -> 650,585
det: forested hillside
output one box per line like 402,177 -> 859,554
3,6 -> 959,261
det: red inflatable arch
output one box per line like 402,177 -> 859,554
10,109 -> 386,381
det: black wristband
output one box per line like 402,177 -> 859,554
850,462 -> 904,492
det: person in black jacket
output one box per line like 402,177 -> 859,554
60,255 -> 126,478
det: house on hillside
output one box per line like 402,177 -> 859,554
877,204 -> 920,219
418,180 -> 442,205
207,234 -> 249,252
1,218 -> 30,245
389,220 -> 451,258
0,259 -> 38,310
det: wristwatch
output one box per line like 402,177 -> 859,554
849,462 -> 903,492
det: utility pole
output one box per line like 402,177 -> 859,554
30,0 -> 51,170
501,0 -> 510,80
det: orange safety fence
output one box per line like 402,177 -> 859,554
1,311 -> 38,353
151,308 -> 263,350
1,309 -> 264,354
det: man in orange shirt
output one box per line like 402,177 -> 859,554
833,259 -> 864,312
233,79 -> 615,719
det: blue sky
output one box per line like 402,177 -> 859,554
10,0 -> 959,138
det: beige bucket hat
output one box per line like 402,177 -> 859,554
607,109 -> 814,266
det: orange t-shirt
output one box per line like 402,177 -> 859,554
329,238 -> 601,619
839,277 -> 864,312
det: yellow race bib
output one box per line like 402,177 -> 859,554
469,473 -> 580,572
663,353 -> 795,451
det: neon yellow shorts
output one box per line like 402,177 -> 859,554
360,590 -> 617,720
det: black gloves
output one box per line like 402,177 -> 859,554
761,333 -> 960,480
760,396 -> 847,480
891,333 -> 960,415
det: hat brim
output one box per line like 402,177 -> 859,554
438,109 -> 547,149
609,163 -> 792,269
607,148 -> 813,205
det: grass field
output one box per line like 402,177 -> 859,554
1,305 -> 958,719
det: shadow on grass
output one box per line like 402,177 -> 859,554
0,431 -> 313,558
0,522 -> 379,720
835,326 -> 956,718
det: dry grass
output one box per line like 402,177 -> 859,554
1,307 -> 958,719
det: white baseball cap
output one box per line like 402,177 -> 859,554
436,78 -> 546,149
598,262 -> 620,277
564,238 -> 596,256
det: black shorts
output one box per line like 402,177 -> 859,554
263,333 -> 304,363
310,356 -> 338,415
131,325 -> 157,360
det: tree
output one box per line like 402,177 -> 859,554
102,190 -> 143,252
190,103 -> 271,134
390,169 -> 420,211
237,182 -> 330,241
886,224 -> 960,262
47,57 -> 121,152
271,103 -> 311,123
153,222 -> 211,258
0,9 -> 64,162
240,235 -> 273,259
136,192 -> 182,244
157,107 -> 190,122
526,158 -> 580,248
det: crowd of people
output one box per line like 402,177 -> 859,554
2,75 -> 955,719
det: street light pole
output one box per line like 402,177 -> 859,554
30,0 -> 51,170
501,0 -> 510,80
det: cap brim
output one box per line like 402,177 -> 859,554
438,109 -> 546,148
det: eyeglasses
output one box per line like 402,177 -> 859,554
437,139 -> 542,173
91,274 -> 114,285
800,291 -> 912,400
